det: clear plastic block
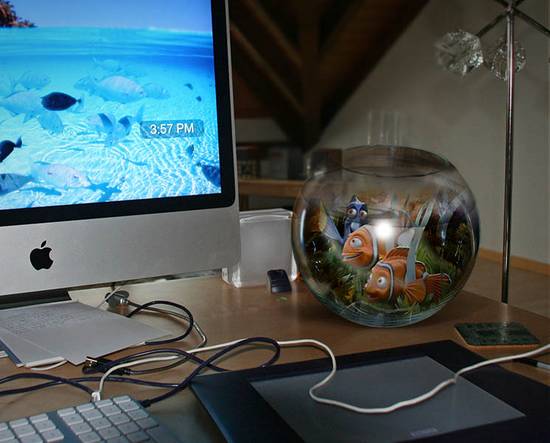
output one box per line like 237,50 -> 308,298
222,209 -> 297,288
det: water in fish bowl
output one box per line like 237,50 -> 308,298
0,0 -> 221,210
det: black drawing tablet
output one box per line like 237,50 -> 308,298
190,340 -> 549,442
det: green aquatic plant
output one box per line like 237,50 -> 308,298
302,201 -> 468,319
417,239 -> 460,282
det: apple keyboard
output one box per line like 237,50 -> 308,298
0,396 -> 182,443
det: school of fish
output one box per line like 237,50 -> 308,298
0,60 -> 221,201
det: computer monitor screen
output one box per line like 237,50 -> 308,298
0,0 -> 239,297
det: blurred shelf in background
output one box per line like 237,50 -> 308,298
238,178 -> 304,210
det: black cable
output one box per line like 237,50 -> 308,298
127,358 -> 188,375
1,339 -> 281,408
81,294 -> 204,378
140,337 -> 280,408
83,348 -> 228,376
97,296 -> 205,375
124,302 -> 206,374
0,373 -> 94,397
84,357 -> 189,376
0,375 -> 179,397
126,300 -> 194,345
76,376 -> 177,389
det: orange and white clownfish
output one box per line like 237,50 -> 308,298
364,247 -> 451,305
341,225 -> 415,270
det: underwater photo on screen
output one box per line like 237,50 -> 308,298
0,0 -> 221,210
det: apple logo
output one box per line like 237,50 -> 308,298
30,241 -> 54,270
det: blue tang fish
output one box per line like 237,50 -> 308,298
344,195 -> 369,239
322,195 -> 369,246
0,137 -> 23,163
41,92 -> 82,111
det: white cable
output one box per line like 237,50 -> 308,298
92,338 -> 261,400
307,341 -> 550,414
91,338 -> 550,411
92,290 -> 207,397
29,360 -> 67,371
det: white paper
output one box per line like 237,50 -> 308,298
0,327 -> 62,367
0,301 -> 167,365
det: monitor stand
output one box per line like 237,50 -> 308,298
0,289 -> 71,310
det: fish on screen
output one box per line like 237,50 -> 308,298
0,0 -> 221,209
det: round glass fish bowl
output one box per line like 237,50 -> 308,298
292,146 -> 479,327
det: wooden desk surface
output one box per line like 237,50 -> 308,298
1,276 -> 549,442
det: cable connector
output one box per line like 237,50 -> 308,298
83,357 -> 131,375
91,391 -> 101,402
105,290 -> 130,308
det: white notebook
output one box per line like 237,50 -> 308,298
0,301 -> 168,366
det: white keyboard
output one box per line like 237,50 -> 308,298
0,396 -> 182,443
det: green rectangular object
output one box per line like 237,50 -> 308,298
455,322 -> 540,346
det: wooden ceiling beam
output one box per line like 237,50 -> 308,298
234,0 -> 301,69
286,0 -> 334,20
295,3 -> 322,149
259,0 -> 298,45
230,0 -> 429,148
230,0 -> 302,98
320,0 -> 365,61
230,23 -> 305,144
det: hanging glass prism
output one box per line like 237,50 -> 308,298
434,29 -> 483,76
483,36 -> 527,81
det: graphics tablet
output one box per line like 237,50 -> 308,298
190,340 -> 549,442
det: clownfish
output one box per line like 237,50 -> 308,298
364,247 -> 450,305
342,225 -> 386,269
341,225 -> 415,269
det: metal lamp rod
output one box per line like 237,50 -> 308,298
477,0 -> 527,37
492,0 -> 550,38
501,4 -> 516,304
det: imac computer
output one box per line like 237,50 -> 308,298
0,0 -> 239,300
